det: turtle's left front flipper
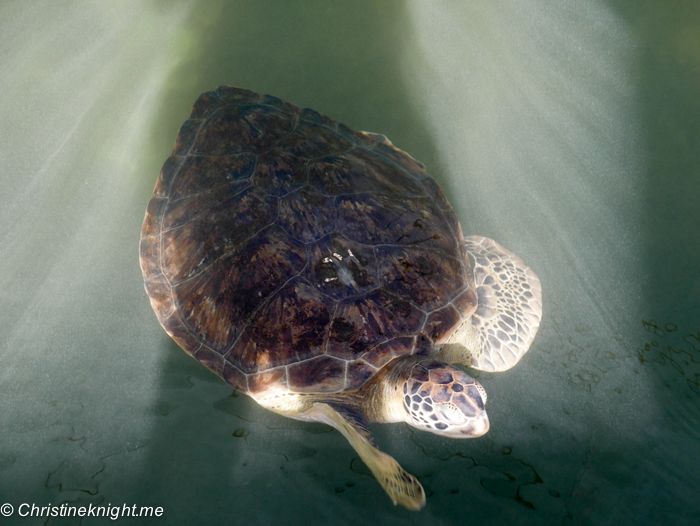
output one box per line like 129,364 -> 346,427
312,402 -> 426,511
438,236 -> 543,372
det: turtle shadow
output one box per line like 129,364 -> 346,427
133,337 -> 240,513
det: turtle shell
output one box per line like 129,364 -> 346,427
140,86 -> 477,398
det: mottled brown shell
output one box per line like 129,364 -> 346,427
140,86 -> 477,398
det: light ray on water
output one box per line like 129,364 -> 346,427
0,0 -> 196,499
402,0 -> 656,462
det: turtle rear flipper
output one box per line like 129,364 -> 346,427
437,236 -> 542,372
313,402 -> 426,510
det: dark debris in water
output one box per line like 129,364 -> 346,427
637,319 -> 700,397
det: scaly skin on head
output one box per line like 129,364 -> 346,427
361,355 -> 489,438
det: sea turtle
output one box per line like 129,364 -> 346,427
140,86 -> 542,510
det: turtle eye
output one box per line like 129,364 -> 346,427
435,402 -> 466,425
473,382 -> 487,403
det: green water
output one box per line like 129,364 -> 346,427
1,1 -> 699,524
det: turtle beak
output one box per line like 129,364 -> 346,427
434,402 -> 490,438
468,412 -> 489,437
454,412 -> 489,437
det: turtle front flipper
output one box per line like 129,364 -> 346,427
313,402 -> 426,511
437,236 -> 543,372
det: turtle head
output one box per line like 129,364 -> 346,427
398,358 -> 489,438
